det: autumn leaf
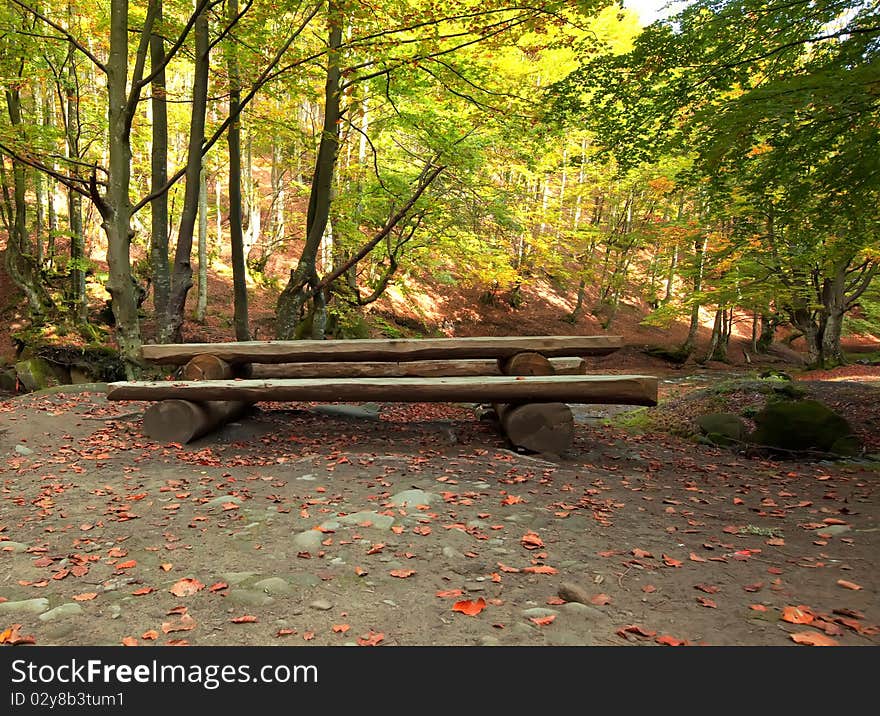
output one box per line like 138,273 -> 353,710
501,495 -> 524,505
497,563 -> 520,573
688,552 -> 707,563
616,624 -> 657,639
697,597 -> 717,608
231,615 -> 258,623
750,604 -> 768,612
116,560 -> 137,570
169,578 -> 204,597
161,614 -> 196,634
436,589 -> 464,598
520,532 -> 544,549
836,579 -> 862,591
590,594 -> 612,606
641,584 -> 657,594
790,631 -> 839,646
131,587 -> 154,596
694,584 -> 719,594
656,635 -> 687,646
208,582 -> 228,592
452,598 -> 487,616
72,592 -> 98,602
121,637 -> 138,646
521,565 -> 558,575
631,548 -> 653,559
357,630 -> 385,646
0,624 -> 35,646
302,632 -> 315,641
529,615 -> 556,626
662,554 -> 683,567
160,563 -> 173,572
390,569 -> 416,578
332,624 -> 350,633
781,606 -> 814,625
142,630 -> 159,640
366,543 -> 385,555
276,629 -> 296,637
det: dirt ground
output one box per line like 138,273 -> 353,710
0,376 -> 877,648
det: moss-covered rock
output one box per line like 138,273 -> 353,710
695,413 -> 747,446
14,358 -> 56,392
0,367 -> 17,392
749,399 -> 858,454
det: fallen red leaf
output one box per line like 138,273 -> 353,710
781,606 -> 814,625
141,630 -> 159,640
161,614 -> 196,634
231,615 -> 258,623
520,532 -> 544,549
116,560 -> 137,570
750,604 -> 768,612
836,579 -> 862,591
0,624 -> 35,646
632,548 -> 653,559
169,578 -> 204,597
302,631 -> 315,641
121,637 -> 138,646
497,563 -> 520,573
131,587 -> 154,596
694,584 -> 719,594
662,554 -> 683,567
790,631 -> 839,646
641,584 -> 657,594
357,630 -> 384,646
452,598 -> 487,616
689,552 -> 707,563
590,594 -> 612,606
521,565 -> 558,574
390,569 -> 416,578
655,635 -> 687,646
616,624 -> 656,639
332,624 -> 351,633
160,563 -> 173,572
208,581 -> 228,592
697,597 -> 717,608
436,589 -> 464,598
276,629 -> 296,637
530,615 -> 556,626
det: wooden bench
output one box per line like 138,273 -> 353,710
107,336 -> 658,453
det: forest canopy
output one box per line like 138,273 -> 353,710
0,0 -> 876,374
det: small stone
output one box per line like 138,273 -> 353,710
478,635 -> 501,646
253,577 -> 293,596
109,605 -> 123,620
337,511 -> 395,530
309,599 -> 333,611
221,571 -> 257,585
297,474 -> 317,481
39,603 -> 83,622
205,495 -> 244,509
820,524 -> 851,536
289,574 -> 321,588
14,445 -> 34,456
226,589 -> 275,607
319,520 -> 341,531
559,602 -> 609,621
465,582 -> 486,592
558,582 -> 592,606
381,600 -> 397,608
0,598 -> 50,615
389,489 -> 441,508
292,530 -> 325,553
0,541 -> 28,553
521,607 -> 560,619
442,545 -> 466,561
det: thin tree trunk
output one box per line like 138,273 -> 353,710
196,159 -> 208,323
164,6 -> 210,342
227,0 -> 250,340
682,234 -> 708,356
276,3 -> 342,340
64,13 -> 87,323
149,0 -> 171,326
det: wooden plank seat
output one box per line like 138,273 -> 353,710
140,335 -> 624,365
107,374 -> 658,405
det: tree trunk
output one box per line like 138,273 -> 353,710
149,0 -> 171,325
227,0 -> 250,340
196,159 -> 208,322
682,234 -> 708,356
276,4 -> 342,339
64,15 -> 87,323
163,6 -> 210,342
104,0 -> 141,373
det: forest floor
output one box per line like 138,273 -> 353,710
1,365 -> 877,647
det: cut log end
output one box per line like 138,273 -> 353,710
500,402 -> 574,455
179,354 -> 232,381
142,399 -> 249,444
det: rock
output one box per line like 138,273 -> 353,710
442,545 -> 466,561
319,520 -> 341,531
695,413 -> 747,446
558,582 -> 592,606
559,602 -> 609,621
289,574 -> 321,588
749,399 -> 857,454
14,358 -> 55,392
205,495 -> 244,509
0,367 -> 17,392
389,489 -> 441,508
253,577 -> 294,596
0,541 -> 28,553
337,511 -> 395,530
818,524 -> 851,536
521,607 -> 560,619
14,444 -> 34,456
292,529 -> 325,553
830,435 -> 861,457
69,366 -> 94,384
0,598 -> 50,615
226,589 -> 275,607
477,635 -> 501,646
221,571 -> 258,585
38,603 -> 83,622
309,599 -> 333,611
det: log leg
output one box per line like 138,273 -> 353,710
495,351 -> 574,454
143,355 -> 250,443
